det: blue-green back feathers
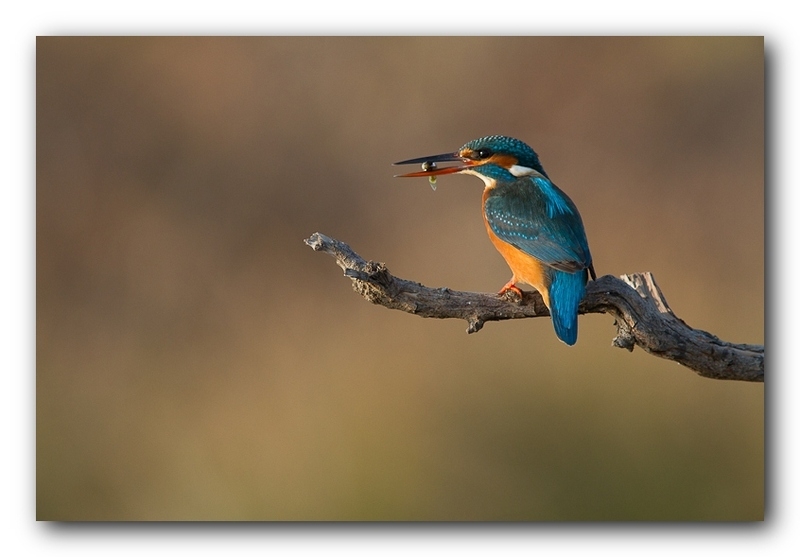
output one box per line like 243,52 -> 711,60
483,176 -> 593,274
483,171 -> 593,345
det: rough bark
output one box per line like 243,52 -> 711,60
305,232 -> 764,383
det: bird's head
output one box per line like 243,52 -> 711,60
394,135 -> 548,185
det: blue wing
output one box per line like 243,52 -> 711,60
483,176 -> 593,273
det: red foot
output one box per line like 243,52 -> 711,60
498,281 -> 523,300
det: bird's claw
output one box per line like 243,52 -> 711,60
498,282 -> 523,303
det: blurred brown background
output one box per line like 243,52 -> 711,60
36,37 -> 763,520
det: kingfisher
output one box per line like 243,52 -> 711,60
394,135 -> 596,345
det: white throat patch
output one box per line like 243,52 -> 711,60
508,164 -> 537,177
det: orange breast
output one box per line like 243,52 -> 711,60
483,216 -> 551,308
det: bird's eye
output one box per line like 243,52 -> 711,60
476,148 -> 493,159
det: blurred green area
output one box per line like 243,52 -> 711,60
36,37 -> 763,520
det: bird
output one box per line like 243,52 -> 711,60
394,135 -> 596,345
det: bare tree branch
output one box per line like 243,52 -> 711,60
305,232 -> 764,383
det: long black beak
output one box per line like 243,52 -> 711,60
394,152 -> 463,166
393,151 -> 471,178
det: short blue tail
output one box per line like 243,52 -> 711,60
548,269 -> 588,345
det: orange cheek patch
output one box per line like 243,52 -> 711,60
488,154 -> 518,168
458,151 -> 518,170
